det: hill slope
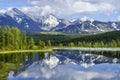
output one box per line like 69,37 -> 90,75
61,31 -> 120,47
28,31 -> 120,47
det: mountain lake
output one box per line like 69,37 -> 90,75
0,48 -> 120,80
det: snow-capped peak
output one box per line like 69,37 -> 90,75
90,18 -> 94,22
80,16 -> 88,22
80,16 -> 94,22
3,8 -> 32,24
5,8 -> 25,17
0,9 -> 6,14
0,9 -> 6,17
42,15 -> 59,31
59,19 -> 70,26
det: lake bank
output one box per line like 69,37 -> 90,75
0,47 -> 120,54
53,47 -> 120,52
0,49 -> 53,54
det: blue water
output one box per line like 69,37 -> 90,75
4,51 -> 120,80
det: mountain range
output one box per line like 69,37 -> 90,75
0,8 -> 120,34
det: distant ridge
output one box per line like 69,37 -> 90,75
0,8 -> 120,34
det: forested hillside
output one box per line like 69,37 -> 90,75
0,26 -> 35,50
70,31 -> 120,43
27,33 -> 73,46
29,31 -> 120,47
62,31 -> 120,47
0,26 -> 120,50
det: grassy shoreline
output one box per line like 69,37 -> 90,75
0,47 -> 120,54
0,49 -> 53,54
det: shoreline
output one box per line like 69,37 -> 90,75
0,49 -> 53,54
54,47 -> 120,52
0,47 -> 120,54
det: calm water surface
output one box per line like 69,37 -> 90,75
0,50 -> 120,80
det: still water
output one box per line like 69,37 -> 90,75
0,50 -> 120,80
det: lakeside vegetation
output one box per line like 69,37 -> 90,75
0,26 -> 49,51
63,31 -> 120,47
29,30 -> 120,48
0,26 -> 120,52
0,25 -> 120,80
0,52 -> 46,80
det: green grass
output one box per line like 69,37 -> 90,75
39,32 -> 62,35
0,49 -> 53,54
0,46 -> 120,54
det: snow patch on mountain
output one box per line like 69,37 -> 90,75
51,19 -> 71,31
42,15 -> 59,31
0,9 -> 6,16
15,17 -> 22,23
81,16 -> 88,22
90,22 -> 104,32
80,16 -> 94,22
112,23 -> 120,30
0,9 -> 6,13
90,18 -> 94,22
25,22 -> 29,28
5,8 -> 25,18
4,8 -> 32,24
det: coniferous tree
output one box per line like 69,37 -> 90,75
48,40 -> 51,47
21,33 -> 27,49
28,37 -> 35,49
38,40 -> 45,49
78,42 -> 82,47
100,41 -> 104,47
59,43 -> 63,47
0,26 -> 28,50
69,42 -> 75,47
1,29 -> 5,50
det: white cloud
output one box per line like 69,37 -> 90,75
20,6 -> 55,17
8,61 -> 120,80
98,3 -> 116,13
72,1 -> 97,13
27,0 -> 118,17
0,0 -> 118,20
40,6 -> 55,16
118,16 -> 120,21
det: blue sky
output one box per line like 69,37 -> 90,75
0,0 -> 120,21
0,0 -> 31,9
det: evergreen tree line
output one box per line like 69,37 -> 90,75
0,26 -> 29,50
61,31 -> 120,47
66,40 -> 120,48
0,26 -> 120,50
28,30 -> 120,48
0,26 -> 51,50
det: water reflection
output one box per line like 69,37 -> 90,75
0,51 -> 120,80
0,52 -> 48,80
86,51 -> 120,58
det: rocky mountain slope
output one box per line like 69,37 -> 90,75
0,8 -> 120,34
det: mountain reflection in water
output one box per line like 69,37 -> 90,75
0,51 -> 120,80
